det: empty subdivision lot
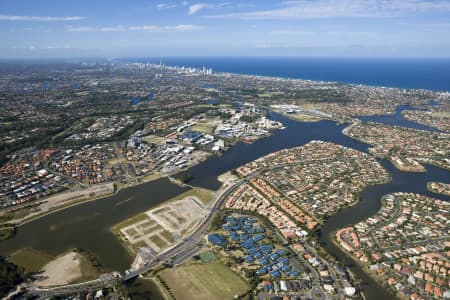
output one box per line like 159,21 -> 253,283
119,196 -> 208,253
159,261 -> 249,300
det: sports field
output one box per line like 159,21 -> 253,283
159,261 -> 249,300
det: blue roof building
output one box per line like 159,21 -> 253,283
246,256 -> 255,263
256,267 -> 268,275
179,130 -> 202,143
276,249 -> 286,256
207,234 -> 227,247
252,234 -> 264,242
270,270 -> 281,278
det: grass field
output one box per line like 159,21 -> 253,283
0,227 -> 13,241
160,230 -> 174,242
432,111 -> 450,118
111,213 -> 149,236
0,206 -> 35,225
75,91 -> 90,96
257,92 -> 283,98
199,251 -> 217,263
166,188 -> 213,205
143,135 -> 166,145
106,157 -> 127,166
150,235 -> 168,249
287,114 -> 322,122
0,214 -> 13,223
159,261 -> 249,300
75,251 -> 103,283
9,248 -> 54,273
140,172 -> 164,183
190,124 -> 216,134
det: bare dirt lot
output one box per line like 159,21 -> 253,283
35,251 -> 82,287
113,188 -> 212,255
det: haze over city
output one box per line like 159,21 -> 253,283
1,1 -> 450,300
2,0 -> 450,58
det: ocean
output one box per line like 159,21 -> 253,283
123,57 -> 450,92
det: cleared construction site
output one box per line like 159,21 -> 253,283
116,190 -> 211,255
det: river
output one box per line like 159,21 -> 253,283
0,178 -> 189,271
0,108 -> 448,300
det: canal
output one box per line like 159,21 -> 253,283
0,178 -> 189,271
0,109 -> 448,300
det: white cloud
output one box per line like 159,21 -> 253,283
65,24 -> 203,32
206,0 -> 450,19
101,25 -> 127,32
0,14 -> 84,21
65,26 -> 96,32
188,2 -> 230,15
47,45 -> 72,49
173,24 -> 203,31
156,3 -> 177,10
129,24 -> 203,31
189,3 -> 208,14
268,29 -> 316,36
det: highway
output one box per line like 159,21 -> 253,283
30,158 -> 337,297
28,274 -> 118,298
124,174 -> 250,280
124,160 -> 327,280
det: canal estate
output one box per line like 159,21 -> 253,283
1,109 -> 448,300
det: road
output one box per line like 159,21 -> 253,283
29,158 -> 346,297
28,273 -> 118,298
124,170 -> 261,280
124,159 -> 334,280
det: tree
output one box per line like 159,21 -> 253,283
0,256 -> 23,298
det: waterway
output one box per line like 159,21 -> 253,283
0,178 -> 188,271
359,104 -> 444,133
126,278 -> 165,300
318,160 -> 449,299
0,109 -> 448,300
130,93 -> 155,106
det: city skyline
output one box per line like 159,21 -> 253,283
2,0 -> 450,58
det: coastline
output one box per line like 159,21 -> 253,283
0,61 -> 448,300
1,65 -> 446,228
140,57 -> 450,92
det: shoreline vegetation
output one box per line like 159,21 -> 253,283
0,63 -> 446,234
7,247 -> 102,287
0,173 -> 167,230
0,63 -> 448,300
0,119 -> 355,231
329,234 -> 402,300
6,248 -> 103,287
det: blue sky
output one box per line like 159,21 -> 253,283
1,0 -> 450,58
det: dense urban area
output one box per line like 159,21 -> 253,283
0,60 -> 449,300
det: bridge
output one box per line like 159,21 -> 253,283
28,273 -> 119,298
